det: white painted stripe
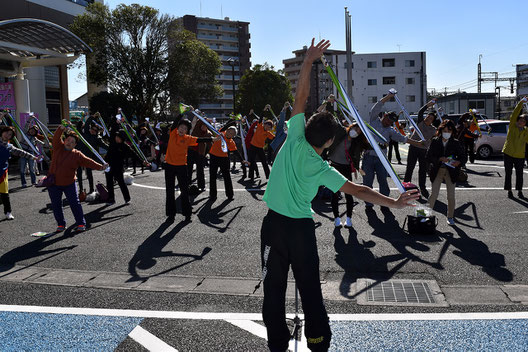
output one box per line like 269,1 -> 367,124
513,211 -> 528,214
288,324 -> 310,352
132,183 -> 528,192
0,305 -> 527,321
129,326 -> 178,352
132,183 -> 265,192
225,319 -> 267,340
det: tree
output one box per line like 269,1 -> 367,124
70,3 -> 172,119
88,91 -> 134,124
168,26 -> 223,108
236,63 -> 293,116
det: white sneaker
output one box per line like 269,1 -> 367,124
447,218 -> 455,226
345,217 -> 352,228
6,212 -> 14,220
334,217 -> 342,227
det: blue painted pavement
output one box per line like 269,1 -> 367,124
0,312 -> 142,351
330,319 -> 528,351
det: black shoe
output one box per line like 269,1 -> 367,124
421,189 -> 430,199
518,191 -> 525,199
184,215 -> 192,223
166,215 -> 175,223
508,191 -> 514,199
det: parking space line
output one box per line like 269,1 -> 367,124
129,326 -> 178,352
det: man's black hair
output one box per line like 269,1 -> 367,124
385,111 -> 398,122
177,118 -> 192,132
305,112 -> 339,148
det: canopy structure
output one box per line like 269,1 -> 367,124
0,18 -> 91,75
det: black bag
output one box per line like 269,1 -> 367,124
457,169 -> 468,183
405,215 -> 437,235
96,182 -> 109,202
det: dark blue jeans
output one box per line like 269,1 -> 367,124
48,182 -> 85,227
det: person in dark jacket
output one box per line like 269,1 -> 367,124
187,116 -> 212,191
104,120 -> 147,204
76,116 -> 108,194
327,123 -> 369,227
427,119 -> 467,226
138,127 -> 155,174
457,113 -> 480,164
403,100 -> 439,199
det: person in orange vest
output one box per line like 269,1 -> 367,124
209,125 -> 247,201
248,116 -> 275,180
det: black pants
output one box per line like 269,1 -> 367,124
504,153 -> 524,191
248,145 -> 270,179
1,193 -> 11,214
210,155 -> 233,199
330,162 -> 353,218
261,210 -> 331,352
165,163 -> 191,217
388,141 -> 401,163
105,166 -> 130,202
187,149 -> 206,189
464,138 -> 475,163
403,146 -> 428,192
77,167 -> 94,193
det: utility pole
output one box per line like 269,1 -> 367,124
345,7 -> 353,101
478,54 -> 482,93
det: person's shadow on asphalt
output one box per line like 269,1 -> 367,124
127,219 -> 212,283
194,196 -> 244,233
436,226 -> 513,282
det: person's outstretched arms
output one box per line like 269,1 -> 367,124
291,38 -> 331,117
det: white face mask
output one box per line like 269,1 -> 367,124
349,129 -> 358,138
442,132 -> 451,140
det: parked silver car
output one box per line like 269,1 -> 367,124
475,120 -> 509,159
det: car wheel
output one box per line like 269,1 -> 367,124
477,145 -> 492,159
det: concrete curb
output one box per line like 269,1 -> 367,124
1,265 -> 527,306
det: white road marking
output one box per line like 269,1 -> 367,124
129,326 -> 178,352
132,182 -> 528,192
0,305 -> 527,321
225,319 -> 267,339
513,211 -> 528,214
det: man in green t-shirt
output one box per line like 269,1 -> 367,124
260,39 -> 419,352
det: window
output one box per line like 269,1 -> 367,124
449,102 -> 455,113
491,122 -> 508,134
383,76 -> 396,85
406,78 -> 415,85
351,80 -> 354,86
368,79 -> 377,86
382,58 -> 395,67
406,95 -> 416,102
405,60 -> 415,67
368,96 -> 377,103
469,100 -> 485,109
504,100 -> 512,107
367,61 -> 377,68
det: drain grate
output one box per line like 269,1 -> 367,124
366,281 -> 435,303
356,279 -> 448,307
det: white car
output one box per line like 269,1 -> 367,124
475,120 -> 509,159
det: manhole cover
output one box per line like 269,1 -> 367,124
356,279 -> 448,307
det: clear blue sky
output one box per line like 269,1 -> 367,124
68,0 -> 528,100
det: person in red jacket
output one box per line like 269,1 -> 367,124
48,124 -> 108,233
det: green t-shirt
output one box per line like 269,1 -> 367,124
263,113 -> 348,218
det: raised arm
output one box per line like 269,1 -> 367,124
369,92 -> 394,123
417,100 -> 435,124
509,98 -> 526,127
291,38 -> 331,117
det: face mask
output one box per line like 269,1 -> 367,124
349,129 -> 358,138
442,132 -> 451,140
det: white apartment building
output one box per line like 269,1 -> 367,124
335,52 -> 427,119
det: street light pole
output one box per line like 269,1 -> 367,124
228,57 -> 238,114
